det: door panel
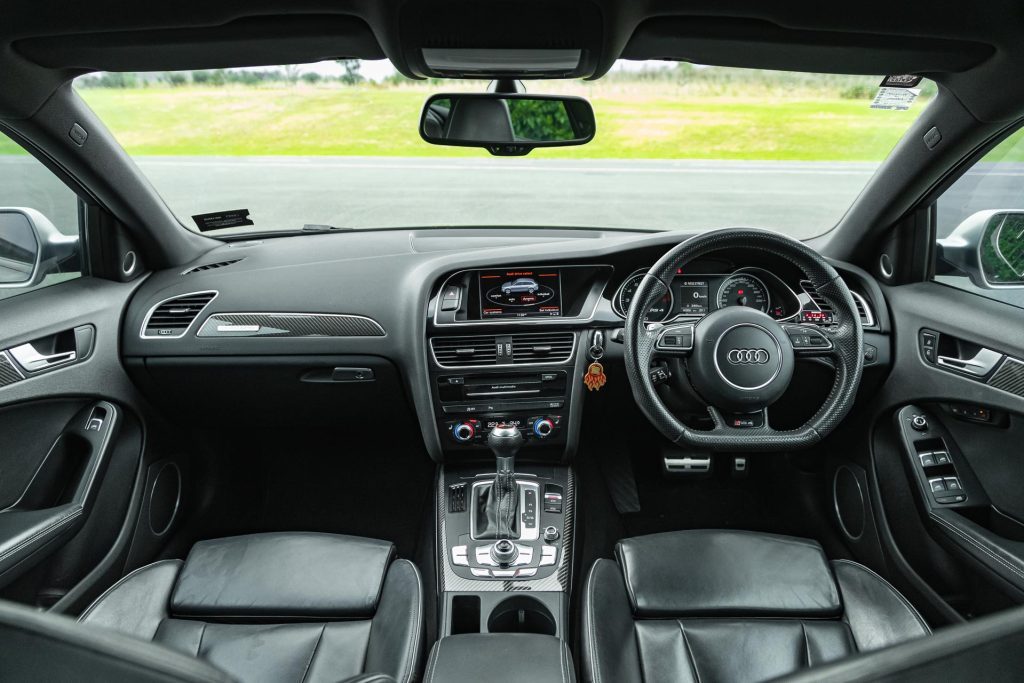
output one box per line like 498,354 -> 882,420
0,275 -> 150,609
878,280 -> 1024,613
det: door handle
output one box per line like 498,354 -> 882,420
936,347 -> 1002,377
8,344 -> 76,372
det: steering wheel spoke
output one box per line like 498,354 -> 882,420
781,323 -> 835,358
707,405 -> 770,431
651,322 -> 694,356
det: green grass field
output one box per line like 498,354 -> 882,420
1,83 -> 938,160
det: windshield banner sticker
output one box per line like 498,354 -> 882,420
880,74 -> 923,88
871,87 -> 919,111
192,209 -> 254,232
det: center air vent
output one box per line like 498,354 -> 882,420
181,258 -> 242,275
431,335 -> 499,367
800,280 -> 874,328
510,332 -> 574,364
142,291 -> 217,339
431,331 -> 575,368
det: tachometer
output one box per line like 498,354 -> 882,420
717,274 -> 769,313
614,271 -> 673,322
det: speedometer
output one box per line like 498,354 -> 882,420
717,274 -> 769,313
614,271 -> 673,322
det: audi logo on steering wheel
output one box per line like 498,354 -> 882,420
727,348 -> 770,365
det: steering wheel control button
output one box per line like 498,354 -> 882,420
655,324 -> 694,352
451,545 -> 469,566
911,415 -> 929,432
649,365 -> 671,385
784,325 -> 833,353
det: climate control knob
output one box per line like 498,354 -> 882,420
532,418 -> 555,439
452,421 -> 476,443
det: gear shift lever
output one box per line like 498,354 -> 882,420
474,425 -> 524,541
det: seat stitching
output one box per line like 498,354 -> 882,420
400,561 -> 422,683
195,621 -> 208,658
586,563 -> 602,683
800,622 -> 809,668
299,623 -> 326,683
678,621 -> 702,683
0,508 -> 82,564
929,514 -> 1024,582
832,559 -> 931,635
424,639 -> 441,683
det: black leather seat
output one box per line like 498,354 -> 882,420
582,530 -> 931,683
70,532 -> 422,683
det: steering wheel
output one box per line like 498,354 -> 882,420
624,228 -> 863,451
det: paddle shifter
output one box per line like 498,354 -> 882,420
474,424 -> 524,541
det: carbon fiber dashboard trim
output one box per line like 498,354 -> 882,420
0,352 -> 24,388
196,312 -> 386,338
437,468 -> 575,593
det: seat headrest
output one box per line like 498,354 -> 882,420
446,98 -> 514,142
615,529 -> 841,618
170,532 -> 395,620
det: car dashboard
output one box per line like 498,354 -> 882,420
119,227 -> 890,461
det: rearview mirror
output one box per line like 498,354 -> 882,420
420,93 -> 595,156
938,210 -> 1024,289
0,208 -> 79,289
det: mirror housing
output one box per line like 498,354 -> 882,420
419,93 -> 595,156
938,209 -> 1024,289
0,208 -> 79,289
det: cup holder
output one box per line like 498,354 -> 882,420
486,596 -> 556,636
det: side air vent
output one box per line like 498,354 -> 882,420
800,280 -> 874,328
510,332 -> 575,364
431,335 -> 499,367
142,291 -> 217,339
181,258 -> 242,275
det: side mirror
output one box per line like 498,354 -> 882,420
419,93 -> 596,156
0,208 -> 79,289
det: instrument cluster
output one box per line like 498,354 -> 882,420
612,266 -> 804,323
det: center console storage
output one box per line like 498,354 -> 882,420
424,633 -> 574,683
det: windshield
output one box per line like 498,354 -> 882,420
70,61 -> 932,239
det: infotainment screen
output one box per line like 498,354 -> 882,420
675,279 -> 710,315
479,268 -> 562,318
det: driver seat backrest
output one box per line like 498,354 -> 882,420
581,529 -> 931,683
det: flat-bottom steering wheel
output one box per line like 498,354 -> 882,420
624,228 -> 863,451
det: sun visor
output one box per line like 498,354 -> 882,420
14,15 -> 384,72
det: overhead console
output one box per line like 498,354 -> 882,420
434,265 -> 612,326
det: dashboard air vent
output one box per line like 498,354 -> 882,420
510,332 -> 575,364
182,258 -> 242,275
142,291 -> 217,338
800,280 -> 874,328
431,335 -> 498,367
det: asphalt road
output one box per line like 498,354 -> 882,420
1,156 -> 1021,239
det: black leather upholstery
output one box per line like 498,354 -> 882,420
582,530 -> 930,683
777,604 -> 1024,683
424,634 -> 575,683
79,532 -> 423,683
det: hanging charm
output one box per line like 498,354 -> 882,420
584,361 -> 607,391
